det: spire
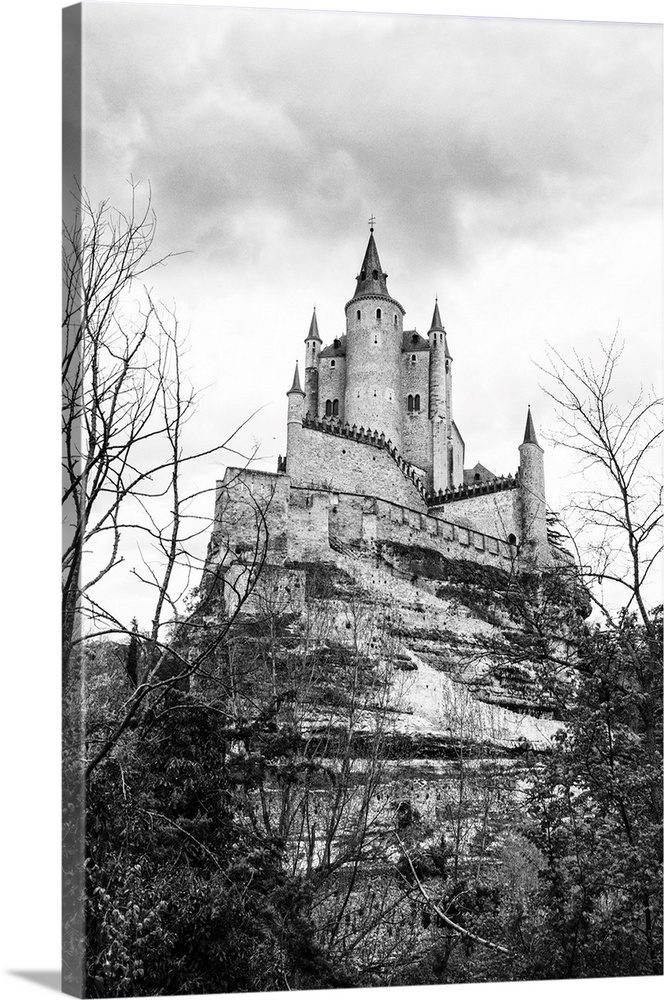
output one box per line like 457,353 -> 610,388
353,230 -> 389,298
522,406 -> 539,446
428,298 -> 444,333
306,307 -> 321,342
288,361 -> 305,395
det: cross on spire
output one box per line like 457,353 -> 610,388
368,214 -> 376,232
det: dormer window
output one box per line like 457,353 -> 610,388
360,270 -> 366,281
412,334 -> 418,343
333,338 -> 340,349
372,269 -> 378,279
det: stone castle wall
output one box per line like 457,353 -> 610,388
286,423 -> 427,512
401,352 -> 431,474
429,487 -> 520,545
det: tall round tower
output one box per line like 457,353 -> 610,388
427,299 -> 447,419
518,407 -> 549,565
343,226 -> 405,450
303,307 -> 321,419
427,300 -> 455,491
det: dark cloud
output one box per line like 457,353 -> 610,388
82,6 -> 661,277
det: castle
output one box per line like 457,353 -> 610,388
206,225 -> 553,594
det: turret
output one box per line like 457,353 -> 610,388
427,299 -> 447,419
517,406 -> 549,565
303,307 -> 321,418
343,224 -> 405,450
428,299 -> 454,491
285,361 -> 306,482
287,361 -> 305,426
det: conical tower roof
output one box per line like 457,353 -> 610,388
353,230 -> 389,298
429,299 -> 452,359
522,406 -> 539,446
287,361 -> 305,395
428,299 -> 444,333
306,307 -> 321,342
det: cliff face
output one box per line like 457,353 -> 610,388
217,533 -> 582,836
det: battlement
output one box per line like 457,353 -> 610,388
427,474 -> 519,508
298,415 -> 519,509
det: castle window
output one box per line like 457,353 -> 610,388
332,399 -> 339,416
376,308 -> 382,321
330,359 -> 335,368
414,394 -> 420,412
325,399 -> 332,417
407,394 -> 414,412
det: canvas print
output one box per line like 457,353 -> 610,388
62,2 -> 663,996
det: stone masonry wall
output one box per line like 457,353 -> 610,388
401,352 -> 431,474
316,355 -> 346,422
369,498 -> 515,566
287,424 -> 427,512
430,487 -> 519,543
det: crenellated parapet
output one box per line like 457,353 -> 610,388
426,473 -> 519,508
301,413 -> 430,501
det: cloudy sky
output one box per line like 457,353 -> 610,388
70,0 -> 662,617
77,3 -> 661,478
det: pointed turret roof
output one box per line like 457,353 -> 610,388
353,230 -> 389,298
306,307 -> 321,342
428,299 -> 444,333
287,361 -> 305,395
428,298 -> 452,358
522,406 -> 539,446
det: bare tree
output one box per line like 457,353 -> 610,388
62,182 -> 270,767
539,334 -> 662,633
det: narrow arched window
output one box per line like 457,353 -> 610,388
411,354 -> 416,363
394,314 -> 398,326
508,533 -> 517,546
325,399 -> 332,417
414,394 -> 420,412
330,359 -> 335,368
445,360 -> 450,373
407,394 -> 414,412
332,399 -> 339,416
376,308 -> 382,321
357,310 -> 361,321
